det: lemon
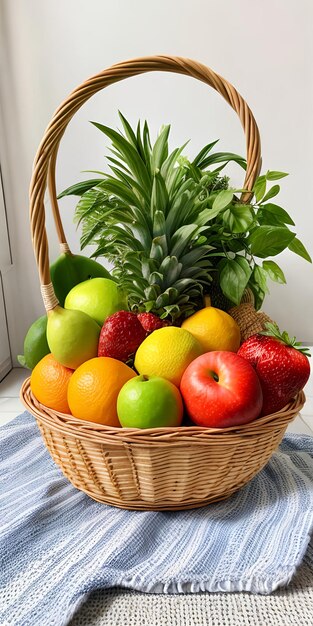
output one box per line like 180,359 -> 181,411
181,306 -> 240,353
134,327 -> 203,387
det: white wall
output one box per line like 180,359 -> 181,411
0,155 -> 12,377
1,0 -> 313,362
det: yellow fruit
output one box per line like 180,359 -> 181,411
67,357 -> 136,426
134,327 -> 203,387
181,306 -> 241,353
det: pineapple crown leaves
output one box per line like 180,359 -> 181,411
58,113 -> 310,318
260,322 -> 311,357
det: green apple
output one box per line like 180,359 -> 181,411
64,277 -> 127,326
47,306 -> 100,369
117,375 -> 184,429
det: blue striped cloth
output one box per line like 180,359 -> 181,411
1,412 -> 313,626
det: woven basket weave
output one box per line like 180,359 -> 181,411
20,56 -> 305,510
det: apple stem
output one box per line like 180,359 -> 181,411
208,370 -> 219,382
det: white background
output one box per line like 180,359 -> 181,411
1,0 -> 313,364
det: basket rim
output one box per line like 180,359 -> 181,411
20,377 -> 305,445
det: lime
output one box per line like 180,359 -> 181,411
18,315 -> 50,369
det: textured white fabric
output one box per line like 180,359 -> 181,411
71,562 -> 313,626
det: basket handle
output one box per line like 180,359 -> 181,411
29,55 -> 261,311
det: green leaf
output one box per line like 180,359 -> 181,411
151,236 -> 168,259
212,189 -> 234,212
219,257 -> 251,305
144,285 -> 161,300
253,265 -> 269,293
118,111 -> 138,147
106,156 -> 131,176
128,222 -> 153,249
262,260 -> 286,284
235,255 -> 253,279
141,259 -> 155,281
135,121 -> 146,164
180,246 -> 213,266
261,185 -> 280,203
58,179 -> 104,199
82,169 -> 107,176
258,210 -> 282,227
159,256 -> 182,285
107,165 -> 149,204
199,152 -> 246,171
148,271 -> 164,287
170,224 -> 200,258
186,162 -> 202,183
225,239 -> 245,253
288,237 -> 312,262
248,279 -> 266,311
80,220 -> 105,249
153,210 -> 166,237
150,173 -> 168,217
151,125 -> 170,173
192,140 -> 219,166
248,226 -> 296,258
172,277 -> 199,293
165,162 -> 186,200
253,175 -> 266,203
222,204 -> 255,233
91,121 -> 151,190
195,205 -> 225,225
74,187 -> 108,226
143,121 -> 152,163
259,203 -> 295,226
266,171 -> 289,181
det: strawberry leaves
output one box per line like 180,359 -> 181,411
260,322 -> 311,357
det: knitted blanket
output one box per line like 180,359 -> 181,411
1,412 -> 313,626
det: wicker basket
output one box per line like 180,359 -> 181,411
21,56 -> 305,511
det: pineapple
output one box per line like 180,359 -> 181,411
60,113 -> 244,320
60,114 -> 312,316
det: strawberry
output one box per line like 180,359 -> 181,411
238,323 -> 310,416
137,312 -> 169,334
98,311 -> 146,363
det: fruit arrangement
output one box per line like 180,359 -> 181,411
22,115 -> 311,431
27,293 -> 310,429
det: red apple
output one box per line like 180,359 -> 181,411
180,351 -> 263,428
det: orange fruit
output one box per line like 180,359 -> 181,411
67,357 -> 136,426
30,353 -> 73,413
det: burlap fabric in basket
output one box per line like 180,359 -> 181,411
21,56 -> 305,511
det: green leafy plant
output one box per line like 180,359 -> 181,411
59,113 -> 311,319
